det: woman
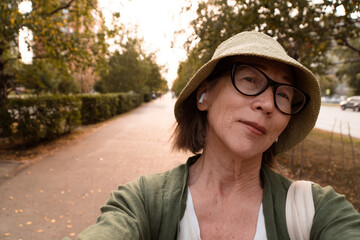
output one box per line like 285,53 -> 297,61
75,31 -> 360,239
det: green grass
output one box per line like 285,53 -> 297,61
277,128 -> 360,211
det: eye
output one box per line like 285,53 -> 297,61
277,92 -> 290,100
277,87 -> 293,101
243,77 -> 255,83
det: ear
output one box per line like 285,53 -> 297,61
196,82 -> 209,111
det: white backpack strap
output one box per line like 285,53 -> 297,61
286,180 -> 315,240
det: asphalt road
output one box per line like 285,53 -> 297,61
0,93 -> 189,240
315,105 -> 360,139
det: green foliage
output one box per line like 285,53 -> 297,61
17,59 -> 79,94
94,38 -> 168,94
173,0 -> 359,95
335,38 -> 360,95
80,92 -> 143,125
0,92 -> 144,144
318,75 -> 337,97
172,48 -> 204,96
0,0 -> 117,103
80,94 -> 119,125
1,95 -> 81,143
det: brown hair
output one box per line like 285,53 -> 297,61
172,57 -> 277,166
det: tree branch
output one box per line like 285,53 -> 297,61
342,38 -> 360,55
47,0 -> 75,16
3,56 -> 21,65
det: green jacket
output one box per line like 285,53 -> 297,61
76,155 -> 360,239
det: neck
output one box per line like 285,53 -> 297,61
189,147 -> 263,197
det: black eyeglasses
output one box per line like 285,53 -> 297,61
231,63 -> 310,115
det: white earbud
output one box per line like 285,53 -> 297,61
198,93 -> 206,104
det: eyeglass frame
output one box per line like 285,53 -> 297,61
230,62 -> 310,115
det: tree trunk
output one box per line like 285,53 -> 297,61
0,61 -> 12,137
0,59 -> 9,106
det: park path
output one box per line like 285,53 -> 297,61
0,93 -> 189,240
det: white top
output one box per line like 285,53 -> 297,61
178,188 -> 268,240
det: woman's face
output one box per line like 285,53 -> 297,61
198,56 -> 293,160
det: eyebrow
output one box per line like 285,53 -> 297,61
252,63 -> 295,85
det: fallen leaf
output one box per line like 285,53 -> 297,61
3,233 -> 10,237
69,233 -> 76,237
26,221 -> 32,225
36,229 -> 43,233
51,219 -> 56,223
8,196 -> 14,200
60,191 -> 65,194
97,189 -> 102,193
15,209 -> 23,213
67,225 -> 72,228
18,224 -> 23,227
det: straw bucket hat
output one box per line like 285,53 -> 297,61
174,31 -> 321,154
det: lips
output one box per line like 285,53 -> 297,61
241,121 -> 267,135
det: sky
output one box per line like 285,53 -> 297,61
98,0 -> 199,87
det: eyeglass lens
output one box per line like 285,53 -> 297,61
231,64 -> 307,115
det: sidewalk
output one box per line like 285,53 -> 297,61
0,93 -> 189,239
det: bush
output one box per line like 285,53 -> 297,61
143,92 -> 152,102
81,92 -> 143,125
4,95 -> 81,144
80,94 -> 120,124
0,104 -> 12,137
0,92 -> 144,146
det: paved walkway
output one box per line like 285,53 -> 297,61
0,93 -> 189,240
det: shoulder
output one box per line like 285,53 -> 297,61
127,161 -> 187,195
261,165 -> 293,192
310,183 -> 360,239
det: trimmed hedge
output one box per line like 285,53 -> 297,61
80,92 -> 142,125
0,92 -> 144,145
1,96 -> 81,143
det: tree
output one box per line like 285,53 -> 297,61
17,59 -> 78,94
172,0 -> 359,95
335,38 -> 360,95
0,0 -> 116,104
95,38 -> 167,94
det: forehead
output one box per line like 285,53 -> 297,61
229,56 -> 295,84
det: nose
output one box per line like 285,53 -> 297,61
252,87 -> 276,115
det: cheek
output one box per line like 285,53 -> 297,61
275,116 -> 291,135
